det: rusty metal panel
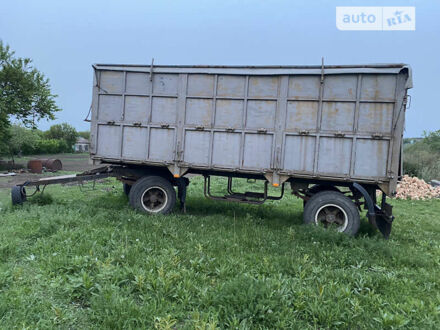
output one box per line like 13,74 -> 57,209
126,72 -> 150,94
187,74 -> 214,97
97,125 -> 120,158
243,133 -> 273,169
183,130 -> 210,165
321,102 -> 355,132
212,132 -> 241,167
98,95 -> 122,121
323,75 -> 357,100
288,76 -> 320,99
354,139 -> 389,177
361,74 -> 396,101
122,126 -> 148,160
318,137 -> 352,175
246,100 -> 276,129
283,135 -> 315,172
151,97 -> 177,124
248,76 -> 279,98
124,96 -> 148,122
185,98 -> 212,126
148,128 -> 174,161
215,100 -> 243,128
286,101 -> 319,131
217,75 -> 245,97
358,103 -> 394,134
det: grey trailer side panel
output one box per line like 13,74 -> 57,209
122,126 -> 148,160
90,63 -> 411,195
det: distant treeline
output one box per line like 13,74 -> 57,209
0,123 -> 89,158
403,130 -> 440,182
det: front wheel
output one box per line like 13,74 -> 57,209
129,176 -> 176,214
11,185 -> 26,205
303,190 -> 360,236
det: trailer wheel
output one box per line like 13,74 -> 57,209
123,183 -> 132,196
129,176 -> 176,214
303,185 -> 340,207
11,186 -> 26,205
303,190 -> 360,236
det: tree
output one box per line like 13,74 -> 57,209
78,131 -> 90,140
45,123 -> 78,150
0,41 -> 60,156
423,129 -> 440,152
7,125 -> 41,160
0,112 -> 10,154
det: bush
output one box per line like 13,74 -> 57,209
29,193 -> 53,206
35,139 -> 69,154
403,130 -> 440,182
1,125 -> 74,158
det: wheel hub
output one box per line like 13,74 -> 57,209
149,193 -> 159,203
315,203 -> 349,232
326,214 -> 336,223
141,186 -> 168,213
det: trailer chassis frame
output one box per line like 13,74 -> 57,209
203,175 -> 285,205
11,163 -> 394,238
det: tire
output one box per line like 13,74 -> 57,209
303,185 -> 340,208
303,190 -> 360,236
11,186 -> 26,205
123,183 -> 132,196
128,176 -> 176,215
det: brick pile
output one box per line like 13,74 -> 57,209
396,175 -> 440,200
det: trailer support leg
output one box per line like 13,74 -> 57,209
176,178 -> 189,213
351,182 -> 393,239
375,193 -> 394,239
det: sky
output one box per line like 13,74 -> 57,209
1,0 -> 438,137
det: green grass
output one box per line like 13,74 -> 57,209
0,177 -> 439,329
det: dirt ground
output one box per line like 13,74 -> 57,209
0,153 -> 98,189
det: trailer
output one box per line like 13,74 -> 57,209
12,62 -> 412,238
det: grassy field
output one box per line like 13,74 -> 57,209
0,177 -> 439,329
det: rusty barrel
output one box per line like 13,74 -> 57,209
40,159 -> 63,172
27,160 -> 43,173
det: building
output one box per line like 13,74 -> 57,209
74,137 -> 90,152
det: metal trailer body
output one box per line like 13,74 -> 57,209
90,63 -> 412,197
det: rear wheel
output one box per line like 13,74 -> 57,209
303,190 -> 360,236
303,185 -> 340,207
129,176 -> 176,214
